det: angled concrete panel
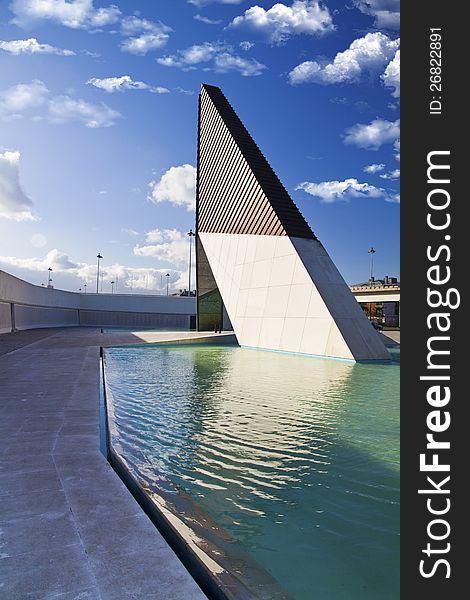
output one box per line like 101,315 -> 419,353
196,85 -> 389,361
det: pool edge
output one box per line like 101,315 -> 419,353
100,347 -> 293,600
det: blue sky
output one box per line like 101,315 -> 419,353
0,0 -> 399,293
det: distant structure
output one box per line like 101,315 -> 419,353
195,84 -> 389,361
351,276 -> 400,328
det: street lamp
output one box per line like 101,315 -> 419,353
187,228 -> 195,296
47,267 -> 52,287
96,253 -> 103,294
165,273 -> 170,296
111,280 -> 115,294
368,247 -> 376,283
84,283 -> 87,294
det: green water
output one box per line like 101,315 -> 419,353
105,344 -> 399,599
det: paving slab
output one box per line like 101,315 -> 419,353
0,328 -> 209,600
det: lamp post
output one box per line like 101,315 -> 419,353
84,283 -> 87,294
368,247 -> 376,283
47,267 -> 52,287
166,273 -> 170,296
111,280 -> 115,294
96,253 -> 103,293
187,228 -> 195,296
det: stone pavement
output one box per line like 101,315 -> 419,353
0,328 -> 212,600
380,330 -> 400,345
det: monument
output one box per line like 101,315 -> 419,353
195,84 -> 389,362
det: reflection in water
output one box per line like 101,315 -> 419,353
105,344 -> 399,600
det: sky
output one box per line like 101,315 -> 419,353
0,0 -> 400,294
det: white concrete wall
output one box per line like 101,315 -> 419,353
79,310 -> 190,329
0,270 -> 196,332
14,305 -> 79,330
79,292 -> 194,315
352,292 -> 400,303
0,270 -> 80,309
199,233 -> 389,361
0,301 -> 12,334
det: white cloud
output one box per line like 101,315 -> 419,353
0,80 -> 121,128
194,14 -> 222,25
343,118 -> 400,150
189,0 -> 243,6
148,164 -> 196,211
382,49 -> 400,98
174,266 -> 196,293
393,138 -> 400,161
0,151 -> 37,221
296,177 -> 397,203
175,87 -> 195,95
240,40 -> 255,50
157,42 -> 266,76
120,16 -> 171,55
157,43 -> 216,68
31,233 -> 47,248
121,33 -> 169,55
134,229 -> 189,266
82,49 -> 100,58
213,52 -> 266,76
9,3 -> 171,55
379,168 -> 400,180
0,248 -> 78,272
121,228 -> 139,236
48,95 -> 122,127
0,37 -> 75,55
363,163 -> 385,173
145,229 -> 163,243
288,32 -> 399,85
188,0 -> 244,8
354,0 -> 400,29
10,0 -> 121,30
4,80 -> 35,109
229,0 -> 334,45
87,75 -> 169,94
0,248 -> 184,292
0,80 -> 49,118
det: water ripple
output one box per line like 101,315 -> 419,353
105,344 -> 400,600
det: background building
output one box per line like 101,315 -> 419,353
350,276 -> 400,328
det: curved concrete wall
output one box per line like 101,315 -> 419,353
0,301 -> 12,334
0,270 -> 196,333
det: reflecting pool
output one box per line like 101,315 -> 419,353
105,344 -> 399,599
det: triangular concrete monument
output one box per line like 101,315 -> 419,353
196,84 -> 389,361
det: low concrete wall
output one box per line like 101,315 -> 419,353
0,270 -> 196,333
14,305 -> 80,330
0,301 -> 12,334
80,310 -> 190,329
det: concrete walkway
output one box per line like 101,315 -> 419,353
380,330 -> 400,345
0,328 -> 218,600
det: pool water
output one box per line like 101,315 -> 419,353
105,344 -> 399,599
